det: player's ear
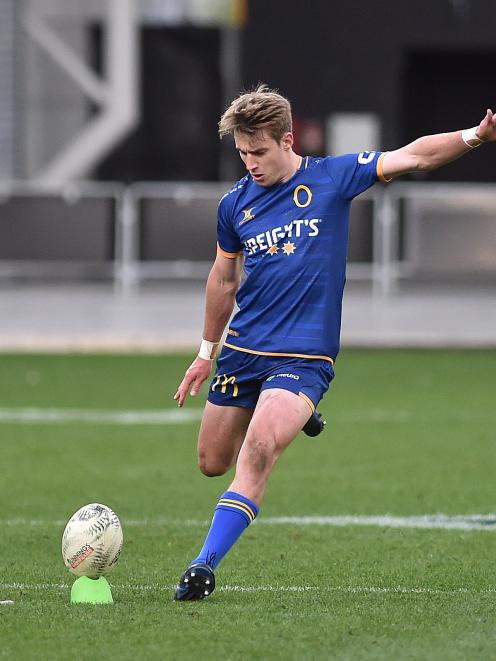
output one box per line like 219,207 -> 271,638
281,132 -> 293,150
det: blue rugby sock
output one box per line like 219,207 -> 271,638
191,491 -> 259,570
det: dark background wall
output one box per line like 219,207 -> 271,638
94,27 -> 222,182
96,0 -> 496,183
243,0 -> 496,182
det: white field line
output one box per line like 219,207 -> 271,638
1,582 -> 495,596
0,406 -> 488,426
2,514 -> 495,531
0,407 -> 203,425
262,514 -> 496,531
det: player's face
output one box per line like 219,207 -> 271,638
234,130 -> 294,187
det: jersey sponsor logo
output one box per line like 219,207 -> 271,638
281,242 -> 296,256
211,374 -> 238,397
358,151 -> 376,164
266,241 -> 296,256
293,185 -> 313,208
239,207 -> 256,225
266,373 -> 300,381
243,218 -> 321,256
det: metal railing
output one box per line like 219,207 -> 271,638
0,180 -> 124,281
375,182 -> 496,294
0,180 -> 495,296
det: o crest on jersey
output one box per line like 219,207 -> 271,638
240,207 -> 256,225
293,185 -> 312,208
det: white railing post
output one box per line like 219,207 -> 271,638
374,187 -> 398,297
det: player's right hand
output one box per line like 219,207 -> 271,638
174,356 -> 213,407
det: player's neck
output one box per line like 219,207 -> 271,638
280,151 -> 302,183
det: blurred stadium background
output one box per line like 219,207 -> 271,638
0,0 -> 495,350
1,5 -> 496,656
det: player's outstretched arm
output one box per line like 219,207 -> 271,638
382,108 -> 496,180
174,252 -> 242,407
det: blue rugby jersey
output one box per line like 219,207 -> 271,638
217,151 -> 388,363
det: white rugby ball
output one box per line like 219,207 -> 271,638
62,503 -> 123,578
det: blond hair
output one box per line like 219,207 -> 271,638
218,83 -> 292,143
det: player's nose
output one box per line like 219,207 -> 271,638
245,154 -> 258,171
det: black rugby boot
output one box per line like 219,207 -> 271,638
174,562 -> 215,601
302,411 -> 326,437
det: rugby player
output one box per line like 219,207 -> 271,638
173,85 -> 496,600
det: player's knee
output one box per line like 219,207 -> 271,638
198,452 -> 230,477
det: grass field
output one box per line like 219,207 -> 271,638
0,350 -> 495,660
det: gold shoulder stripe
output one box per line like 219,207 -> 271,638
223,342 -> 334,365
217,244 -> 242,259
377,153 -> 393,183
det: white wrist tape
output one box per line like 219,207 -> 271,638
198,339 -> 219,361
462,127 -> 484,148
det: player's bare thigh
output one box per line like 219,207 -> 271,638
197,401 -> 253,477
230,388 -> 312,504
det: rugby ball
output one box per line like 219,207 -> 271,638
62,503 -> 123,578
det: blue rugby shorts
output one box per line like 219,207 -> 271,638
207,346 -> 335,411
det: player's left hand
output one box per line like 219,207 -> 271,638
476,109 -> 496,142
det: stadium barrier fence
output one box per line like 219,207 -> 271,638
0,181 -> 494,296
